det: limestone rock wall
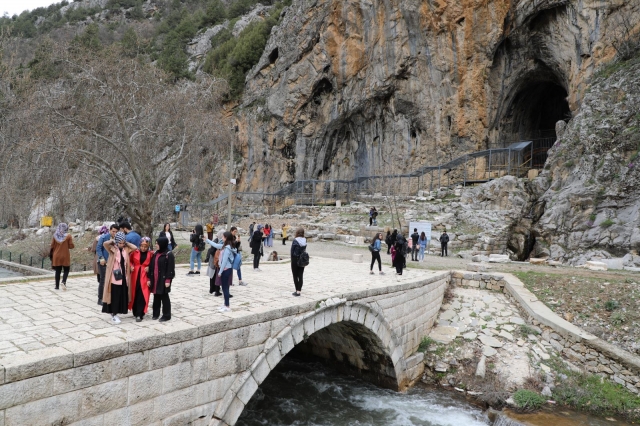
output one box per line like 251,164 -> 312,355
531,59 -> 640,264
234,0 -> 636,192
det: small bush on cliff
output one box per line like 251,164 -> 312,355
600,219 -> 615,228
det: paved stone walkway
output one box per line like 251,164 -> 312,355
429,286 -> 534,385
0,256 -> 441,363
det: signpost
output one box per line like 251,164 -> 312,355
409,221 -> 432,253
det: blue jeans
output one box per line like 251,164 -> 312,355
221,268 -> 232,307
236,267 -> 242,281
419,246 -> 425,261
190,248 -> 202,271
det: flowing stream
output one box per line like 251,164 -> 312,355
236,359 -> 630,426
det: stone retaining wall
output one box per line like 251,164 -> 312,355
450,270 -> 507,292
454,270 -> 640,395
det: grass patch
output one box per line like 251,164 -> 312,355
611,311 -> 626,326
600,218 -> 615,228
519,324 -> 540,337
550,357 -> 640,420
513,389 -> 547,410
418,336 -> 435,353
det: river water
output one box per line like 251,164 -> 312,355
236,359 -> 629,426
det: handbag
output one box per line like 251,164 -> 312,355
113,268 -> 123,281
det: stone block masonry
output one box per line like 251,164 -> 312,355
0,258 -> 449,426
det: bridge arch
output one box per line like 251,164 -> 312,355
210,301 -> 408,426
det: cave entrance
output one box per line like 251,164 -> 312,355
509,81 -> 570,139
500,79 -> 570,168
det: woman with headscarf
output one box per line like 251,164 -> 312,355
205,230 -> 225,296
129,237 -> 153,322
392,233 -> 407,275
159,223 -> 177,251
250,224 -> 264,271
187,224 -> 205,276
89,226 -> 108,286
148,236 -> 175,322
50,223 -> 75,290
101,232 -> 137,324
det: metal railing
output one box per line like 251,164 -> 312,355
0,250 -> 92,272
186,136 -> 556,219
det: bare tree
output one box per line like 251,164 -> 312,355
610,10 -> 640,61
35,46 -> 229,236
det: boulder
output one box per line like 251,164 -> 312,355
429,326 -> 460,344
529,258 -> 547,265
488,254 -> 510,263
475,355 -> 486,378
585,261 -> 607,271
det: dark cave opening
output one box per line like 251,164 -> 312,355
508,80 -> 570,140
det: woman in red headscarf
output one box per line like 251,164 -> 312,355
129,237 -> 153,322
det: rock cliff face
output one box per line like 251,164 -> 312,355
234,0 -> 636,191
530,59 -> 640,264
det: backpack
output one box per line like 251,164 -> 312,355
368,243 -> 375,252
402,241 -> 409,256
214,249 -> 221,268
298,249 -> 310,267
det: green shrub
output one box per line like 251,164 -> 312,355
204,0 -> 291,97
71,23 -> 102,51
564,160 -> 575,168
600,219 -> 615,228
202,0 -> 227,26
589,213 -> 597,221
611,311 -> 626,326
417,336 -> 434,353
513,389 -> 547,410
605,300 -> 620,311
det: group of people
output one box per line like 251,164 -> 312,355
79,219 -> 306,322
369,228 -> 450,275
92,222 -> 175,324
54,213 -> 475,325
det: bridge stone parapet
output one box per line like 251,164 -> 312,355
0,259 -> 448,426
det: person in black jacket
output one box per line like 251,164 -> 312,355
250,225 -> 264,271
439,230 -> 450,257
393,234 -> 407,275
148,237 -> 175,322
385,231 -> 392,254
290,228 -> 307,296
410,228 -> 420,261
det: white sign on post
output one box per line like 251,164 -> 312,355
409,222 -> 432,253
409,222 -> 432,240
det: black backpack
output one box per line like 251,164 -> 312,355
295,242 -> 309,267
298,250 -> 309,267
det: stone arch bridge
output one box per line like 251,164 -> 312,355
0,260 -> 448,426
